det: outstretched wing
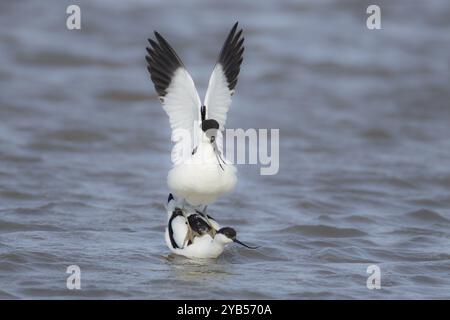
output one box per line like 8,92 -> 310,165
204,22 -> 244,130
146,32 -> 201,164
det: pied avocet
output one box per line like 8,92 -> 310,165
165,194 -> 257,259
145,23 -> 244,207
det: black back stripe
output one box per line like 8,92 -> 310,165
168,209 -> 184,249
146,32 -> 185,97
188,214 -> 212,235
217,22 -> 244,91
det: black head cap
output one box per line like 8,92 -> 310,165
218,227 -> 236,239
201,119 -> 220,132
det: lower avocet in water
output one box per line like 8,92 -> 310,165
165,194 -> 258,259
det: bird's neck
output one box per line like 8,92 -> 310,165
211,238 -> 227,252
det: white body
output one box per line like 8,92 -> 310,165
165,198 -> 231,259
168,136 -> 236,206
165,231 -> 230,259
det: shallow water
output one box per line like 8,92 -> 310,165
1,0 -> 450,299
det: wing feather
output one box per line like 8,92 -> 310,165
146,32 -> 201,163
204,22 -> 244,129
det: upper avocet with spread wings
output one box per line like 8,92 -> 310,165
145,23 -> 244,207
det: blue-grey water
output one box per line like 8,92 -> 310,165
1,0 -> 450,299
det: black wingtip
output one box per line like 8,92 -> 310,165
145,31 -> 184,97
217,23 -> 244,91
154,31 -> 163,43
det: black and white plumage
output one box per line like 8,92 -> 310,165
146,32 -> 185,97
204,22 -> 244,129
167,207 -> 185,249
146,31 -> 201,144
187,213 -> 215,236
165,194 -> 258,259
145,23 -> 244,206
145,22 -> 244,130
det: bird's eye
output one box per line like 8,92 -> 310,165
210,136 -> 215,143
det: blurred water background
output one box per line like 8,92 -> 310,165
1,0 -> 450,299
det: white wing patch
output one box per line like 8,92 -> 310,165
204,64 -> 232,129
162,68 -> 201,164
162,68 -> 201,133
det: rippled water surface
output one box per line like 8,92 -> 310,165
1,0 -> 450,299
